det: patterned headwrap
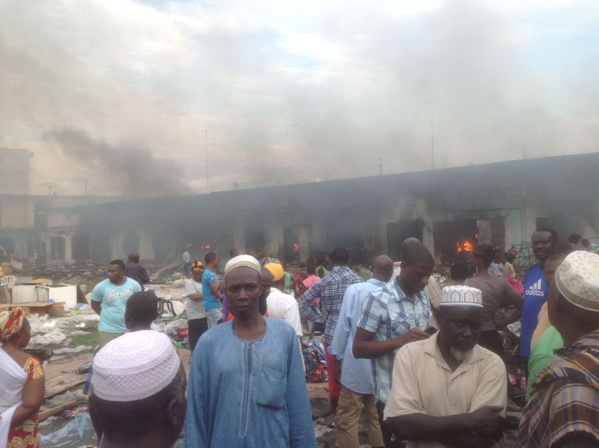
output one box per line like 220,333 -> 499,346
0,306 -> 25,341
192,261 -> 204,270
261,257 -> 281,266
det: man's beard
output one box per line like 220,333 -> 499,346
450,346 -> 473,362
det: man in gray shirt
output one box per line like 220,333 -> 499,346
185,261 -> 207,352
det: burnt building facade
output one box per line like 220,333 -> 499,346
63,152 -> 599,266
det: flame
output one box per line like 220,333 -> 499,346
457,240 -> 473,253
293,243 -> 299,252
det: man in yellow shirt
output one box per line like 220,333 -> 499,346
384,286 -> 507,448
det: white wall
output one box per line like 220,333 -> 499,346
48,210 -> 80,228
0,198 -> 34,229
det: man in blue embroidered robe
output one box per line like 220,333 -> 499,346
184,255 -> 316,448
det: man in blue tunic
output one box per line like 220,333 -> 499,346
185,255 -> 316,448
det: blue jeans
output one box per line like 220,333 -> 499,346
206,308 -> 222,329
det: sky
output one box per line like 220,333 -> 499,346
1,0 -> 598,196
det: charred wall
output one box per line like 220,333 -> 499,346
70,153 -> 599,264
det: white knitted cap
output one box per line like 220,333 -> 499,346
92,330 -> 180,402
224,254 -> 261,277
556,250 -> 599,312
439,285 -> 483,308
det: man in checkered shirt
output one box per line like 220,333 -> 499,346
298,247 -> 362,413
354,240 -> 434,448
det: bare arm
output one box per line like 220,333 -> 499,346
137,266 -> 150,284
388,406 -> 506,443
91,300 -> 102,316
188,293 -> 204,301
297,283 -> 326,324
10,376 -> 45,429
210,281 -> 219,296
353,327 -> 429,359
497,282 -> 524,328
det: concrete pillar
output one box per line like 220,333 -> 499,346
64,235 -> 73,262
111,233 -> 125,260
264,220 -> 282,258
310,217 -> 325,255
233,216 -> 246,253
138,229 -> 156,260
504,209 -> 522,248
298,226 -> 310,263
422,216 -> 434,255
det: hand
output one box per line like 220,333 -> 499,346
495,318 -> 507,329
398,328 -> 430,346
467,406 -> 507,438
333,359 -> 342,385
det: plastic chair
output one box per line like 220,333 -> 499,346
1,275 -> 16,292
157,298 -> 176,317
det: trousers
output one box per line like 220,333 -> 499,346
336,385 -> 384,448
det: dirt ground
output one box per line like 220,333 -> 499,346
38,347 -> 519,447
38,348 -> 340,447
21,269 -> 521,447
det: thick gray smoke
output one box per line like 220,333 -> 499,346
45,129 -> 192,197
0,1 -> 597,194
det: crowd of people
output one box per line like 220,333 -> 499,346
2,230 -> 599,447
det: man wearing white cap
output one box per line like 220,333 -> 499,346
185,255 -> 316,448
384,286 -> 508,448
89,330 -> 187,448
518,251 -> 599,447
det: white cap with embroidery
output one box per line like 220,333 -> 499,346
92,330 -> 180,402
439,285 -> 483,308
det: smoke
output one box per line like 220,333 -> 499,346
0,0 -> 598,195
45,128 -> 192,197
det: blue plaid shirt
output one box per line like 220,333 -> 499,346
358,280 -> 431,404
298,266 -> 362,345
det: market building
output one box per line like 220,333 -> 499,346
1,152 -> 598,266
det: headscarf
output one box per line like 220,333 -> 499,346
192,261 -> 205,270
265,263 -> 285,282
0,307 -> 25,341
261,257 -> 281,266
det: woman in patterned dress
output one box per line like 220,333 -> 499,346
0,307 -> 45,448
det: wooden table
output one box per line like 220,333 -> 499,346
0,301 -> 65,316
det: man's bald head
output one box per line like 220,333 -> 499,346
372,255 -> 394,283
403,242 -> 434,266
400,238 -> 423,262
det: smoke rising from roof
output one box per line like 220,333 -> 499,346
0,0 -> 598,195
45,129 -> 191,197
